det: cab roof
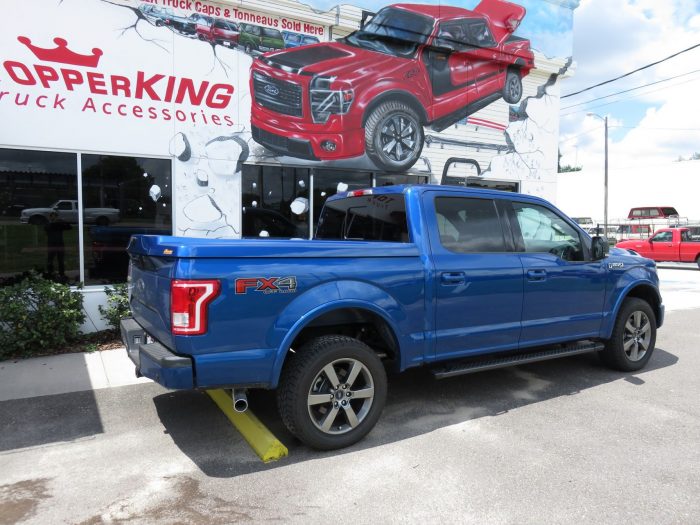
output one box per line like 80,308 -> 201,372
392,3 -> 480,21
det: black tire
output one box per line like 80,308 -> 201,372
695,255 -> 700,270
277,335 -> 387,450
155,20 -> 164,27
599,298 -> 656,372
502,69 -> 523,104
245,43 -> 253,54
95,216 -> 110,227
365,101 -> 424,172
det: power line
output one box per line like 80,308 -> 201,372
559,127 -> 600,143
561,42 -> 700,99
561,69 -> 700,110
560,75 -> 700,117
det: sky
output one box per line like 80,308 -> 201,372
558,0 -> 700,172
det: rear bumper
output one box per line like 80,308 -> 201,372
120,317 -> 194,389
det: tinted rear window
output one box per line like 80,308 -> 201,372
315,193 -> 409,242
661,207 -> 679,216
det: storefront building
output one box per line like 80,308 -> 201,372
0,0 -> 578,330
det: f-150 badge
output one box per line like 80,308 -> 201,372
608,262 -> 624,269
235,276 -> 298,294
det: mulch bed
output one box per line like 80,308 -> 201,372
2,330 -> 123,362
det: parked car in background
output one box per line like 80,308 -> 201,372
161,8 -> 197,34
281,31 -> 320,48
197,18 -> 240,46
239,24 -> 285,54
628,206 -> 680,220
617,227 -> 700,268
138,4 -> 170,26
20,200 -> 120,226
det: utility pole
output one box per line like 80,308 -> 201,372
588,113 -> 609,237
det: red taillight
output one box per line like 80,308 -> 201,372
171,279 -> 220,335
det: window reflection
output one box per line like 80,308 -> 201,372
0,148 -> 79,285
82,155 -> 172,284
242,165 -> 309,238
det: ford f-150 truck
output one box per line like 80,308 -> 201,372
122,185 -> 663,450
250,0 -> 534,172
617,227 -> 700,268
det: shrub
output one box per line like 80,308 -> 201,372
0,273 -> 85,359
98,283 -> 131,331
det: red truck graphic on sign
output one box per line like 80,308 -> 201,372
250,0 -> 533,171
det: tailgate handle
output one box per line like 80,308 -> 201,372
527,269 -> 547,281
441,272 -> 466,285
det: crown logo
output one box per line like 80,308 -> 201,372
17,36 -> 103,68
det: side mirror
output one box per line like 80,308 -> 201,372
591,236 -> 609,260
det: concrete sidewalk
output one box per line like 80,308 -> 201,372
0,347 -> 151,402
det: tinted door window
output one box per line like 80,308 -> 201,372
313,169 -> 372,224
512,202 -> 583,261
435,197 -> 505,253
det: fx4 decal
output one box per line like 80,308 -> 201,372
235,276 -> 298,294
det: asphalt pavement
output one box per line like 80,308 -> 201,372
1,268 -> 699,524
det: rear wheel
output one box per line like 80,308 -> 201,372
695,255 -> 700,269
245,43 -> 253,54
365,101 -> 423,172
502,69 -> 523,104
599,298 -> 656,371
277,335 -> 387,450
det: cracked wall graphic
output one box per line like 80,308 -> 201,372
0,0 -> 577,240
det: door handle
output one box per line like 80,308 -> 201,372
441,272 -> 466,285
527,269 -> 547,281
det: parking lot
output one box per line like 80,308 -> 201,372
1,267 -> 700,524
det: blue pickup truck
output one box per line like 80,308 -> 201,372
122,185 -> 664,449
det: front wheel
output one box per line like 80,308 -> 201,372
502,69 -> 523,104
695,255 -> 700,270
365,101 -> 424,172
277,335 -> 387,450
599,298 -> 656,371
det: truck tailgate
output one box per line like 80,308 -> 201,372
129,252 -> 176,350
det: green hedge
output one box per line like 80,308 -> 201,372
98,283 -> 132,331
0,273 -> 85,358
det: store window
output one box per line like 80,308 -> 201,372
242,165 -> 309,238
82,155 -> 172,284
0,148 -> 79,285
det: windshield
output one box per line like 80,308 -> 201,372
344,8 -> 434,58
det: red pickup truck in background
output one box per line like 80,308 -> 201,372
250,0 -> 533,171
617,227 -> 700,268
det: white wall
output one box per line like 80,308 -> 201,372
556,160 -> 700,223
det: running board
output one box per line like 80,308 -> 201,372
431,340 -> 605,379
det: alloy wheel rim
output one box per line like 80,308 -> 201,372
509,77 -> 521,100
623,310 -> 651,361
307,358 -> 375,435
379,115 -> 418,162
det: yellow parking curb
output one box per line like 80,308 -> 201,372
206,389 -> 289,463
